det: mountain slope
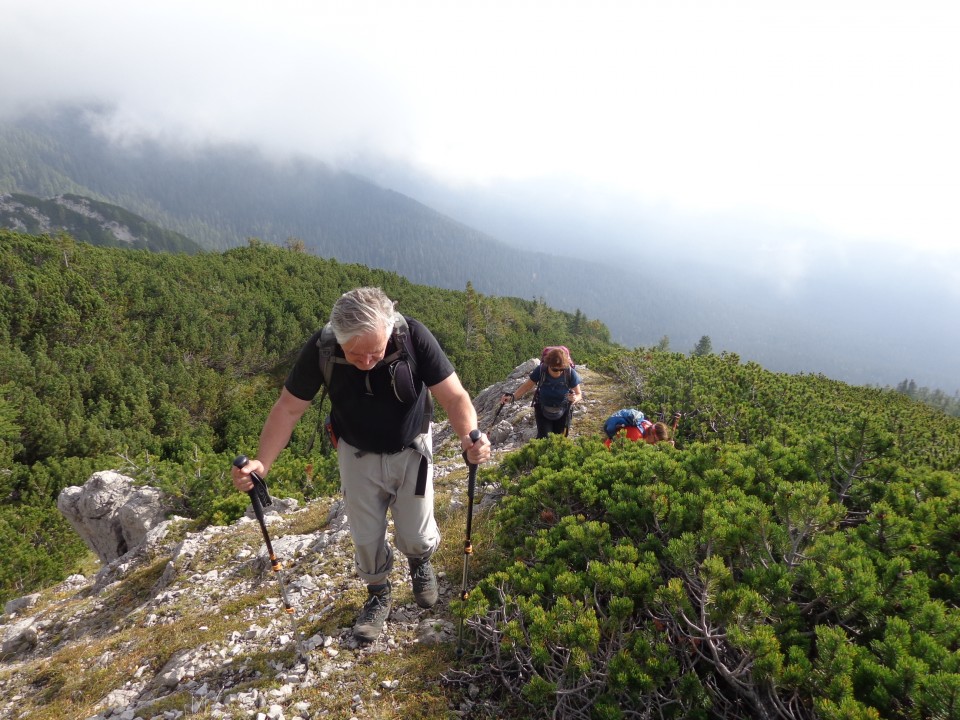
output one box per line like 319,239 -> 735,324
1,105 -> 957,391
0,192 -> 201,253
0,106 -> 703,345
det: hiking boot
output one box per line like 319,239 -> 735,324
409,556 -> 438,608
353,582 -> 392,642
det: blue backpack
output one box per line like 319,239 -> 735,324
603,409 -> 645,439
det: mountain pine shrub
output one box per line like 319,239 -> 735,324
456,434 -> 960,719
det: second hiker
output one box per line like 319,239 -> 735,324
603,408 -> 678,447
500,347 -> 583,438
232,287 -> 491,644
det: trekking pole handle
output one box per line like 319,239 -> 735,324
233,455 -> 272,507
462,429 -> 482,464
233,454 -> 265,511
233,454 -> 279,556
462,429 -> 482,546
233,454 -> 260,481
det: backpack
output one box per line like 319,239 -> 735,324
603,409 -> 647,439
533,346 -> 577,415
535,346 -> 576,389
540,345 -> 574,369
315,316 -> 432,441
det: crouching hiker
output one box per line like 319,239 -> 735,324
232,287 -> 491,644
603,408 -> 676,447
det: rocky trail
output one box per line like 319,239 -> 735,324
0,362 -> 627,720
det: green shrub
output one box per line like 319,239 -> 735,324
462,434 -> 960,719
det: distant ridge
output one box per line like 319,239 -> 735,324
0,192 -> 202,253
0,104 -> 685,347
2,104 -> 957,391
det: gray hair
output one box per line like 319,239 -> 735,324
329,287 -> 398,344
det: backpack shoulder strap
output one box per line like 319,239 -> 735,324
535,364 -> 575,389
532,362 -> 552,407
393,317 -> 433,432
311,325 -> 338,455
383,315 -> 413,367
388,316 -> 433,434
316,322 -> 344,389
534,360 -> 549,394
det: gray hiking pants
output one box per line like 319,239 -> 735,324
337,430 -> 440,586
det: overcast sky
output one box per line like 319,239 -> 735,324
3,0 -> 959,283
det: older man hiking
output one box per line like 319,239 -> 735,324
232,287 -> 491,643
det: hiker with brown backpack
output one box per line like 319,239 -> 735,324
500,346 -> 582,438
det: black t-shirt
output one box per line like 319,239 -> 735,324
284,317 -> 455,453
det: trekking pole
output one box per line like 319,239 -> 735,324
563,392 -> 575,437
232,455 -> 303,658
490,397 -> 506,428
456,429 -> 482,659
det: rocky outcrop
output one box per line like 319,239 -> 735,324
0,618 -> 38,658
0,490 -> 484,719
436,358 -> 544,453
57,471 -> 174,565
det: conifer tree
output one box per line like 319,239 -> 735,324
692,334 -> 713,356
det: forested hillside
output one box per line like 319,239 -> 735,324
9,104 -> 942,392
0,230 -> 613,605
0,107 -> 616,300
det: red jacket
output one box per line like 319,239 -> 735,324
603,419 -> 653,447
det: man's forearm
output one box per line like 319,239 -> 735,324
447,394 -> 479,443
256,395 -> 308,474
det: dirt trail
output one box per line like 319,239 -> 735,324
568,364 -> 627,440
